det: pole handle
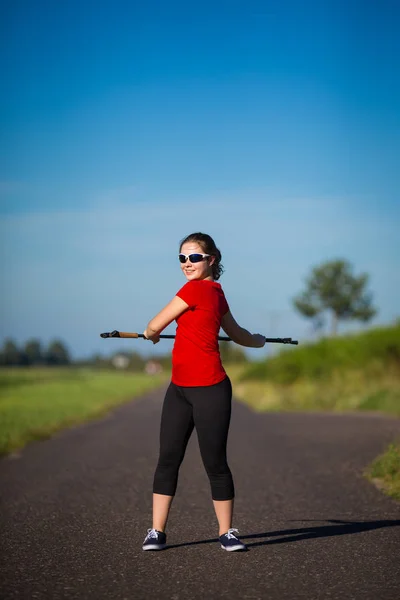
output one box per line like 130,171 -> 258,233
119,331 -> 141,339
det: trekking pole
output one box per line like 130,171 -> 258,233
100,330 -> 299,345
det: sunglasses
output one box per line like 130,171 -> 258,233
178,253 -> 211,264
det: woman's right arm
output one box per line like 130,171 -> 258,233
144,296 -> 189,344
221,311 -> 265,348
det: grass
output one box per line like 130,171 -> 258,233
366,442 -> 400,500
0,367 -> 167,456
227,363 -> 400,415
241,324 -> 400,384
226,325 -> 400,416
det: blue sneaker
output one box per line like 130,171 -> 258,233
142,528 -> 167,551
219,528 -> 247,551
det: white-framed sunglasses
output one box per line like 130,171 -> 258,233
178,253 -> 211,264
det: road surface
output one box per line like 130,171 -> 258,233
1,385 -> 400,599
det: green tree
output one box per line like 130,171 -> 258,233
2,339 -> 21,366
45,340 -> 71,365
24,339 -> 43,366
293,259 -> 377,335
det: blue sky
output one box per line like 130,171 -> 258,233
1,0 -> 399,358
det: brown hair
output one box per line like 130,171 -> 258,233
179,232 -> 224,280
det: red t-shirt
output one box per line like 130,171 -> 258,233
172,279 -> 229,387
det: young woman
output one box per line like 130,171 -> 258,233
142,232 -> 265,552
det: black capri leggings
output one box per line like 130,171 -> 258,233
153,376 -> 234,501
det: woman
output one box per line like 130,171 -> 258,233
142,232 -> 265,552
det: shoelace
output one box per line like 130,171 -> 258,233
145,528 -> 159,541
226,528 -> 240,540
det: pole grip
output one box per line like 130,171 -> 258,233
118,332 -> 140,338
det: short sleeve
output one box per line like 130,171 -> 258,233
221,293 -> 229,316
176,281 -> 197,308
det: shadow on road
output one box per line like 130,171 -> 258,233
244,519 -> 400,548
165,519 -> 400,550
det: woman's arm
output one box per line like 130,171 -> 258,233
144,296 -> 189,343
221,311 -> 265,348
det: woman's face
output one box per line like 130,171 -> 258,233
179,241 -> 215,282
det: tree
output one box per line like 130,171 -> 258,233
2,339 -> 21,366
293,259 -> 377,335
24,339 -> 43,366
45,340 -> 71,365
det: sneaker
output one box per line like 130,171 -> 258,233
142,528 -> 167,551
219,528 -> 247,551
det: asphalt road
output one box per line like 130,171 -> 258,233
1,385 -> 400,600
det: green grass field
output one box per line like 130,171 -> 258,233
0,368 -> 167,456
227,363 -> 400,415
240,324 -> 400,385
227,325 -> 400,416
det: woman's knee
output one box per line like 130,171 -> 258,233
157,448 -> 185,471
202,457 -> 231,477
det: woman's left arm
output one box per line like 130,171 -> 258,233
144,296 -> 189,344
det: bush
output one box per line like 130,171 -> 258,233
240,325 -> 400,384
